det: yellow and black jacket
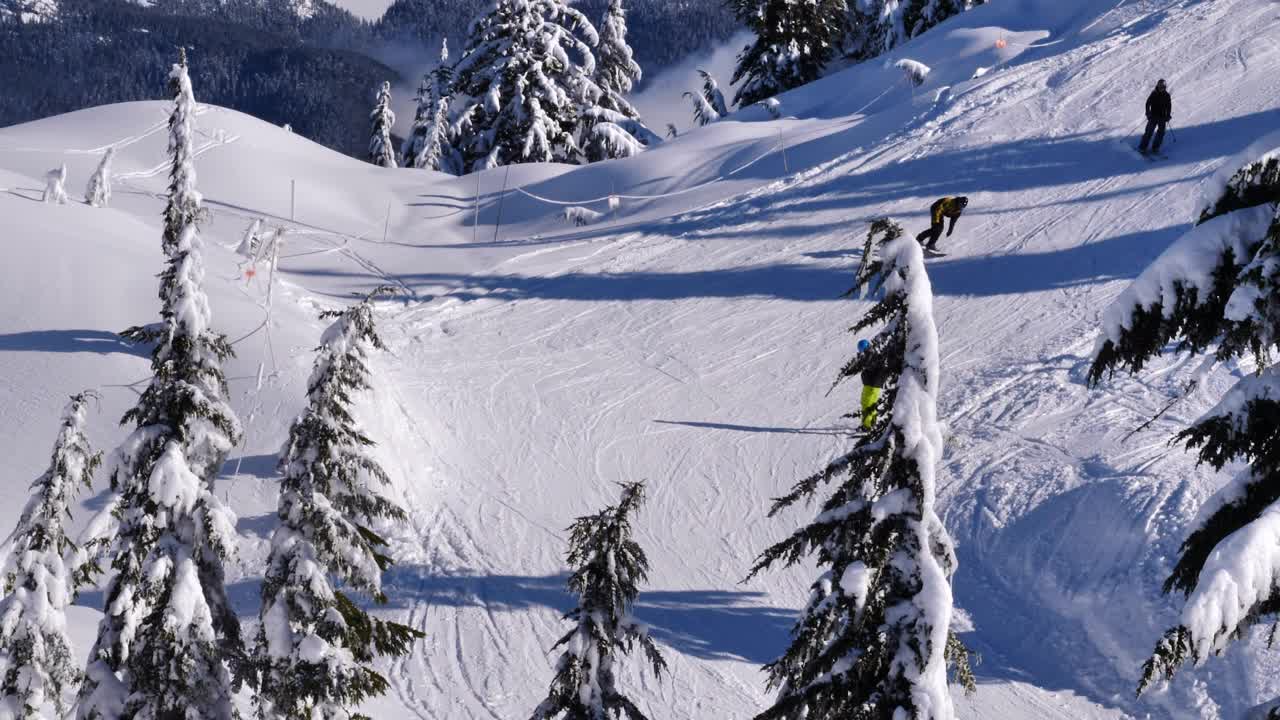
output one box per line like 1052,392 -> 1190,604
931,196 -> 966,225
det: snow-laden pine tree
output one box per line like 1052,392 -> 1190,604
684,69 -> 729,127
729,0 -> 847,107
581,107 -> 661,163
0,393 -> 100,720
42,165 -> 67,205
579,0 -> 661,162
529,482 -> 666,720
368,81 -> 398,168
404,74 -> 431,164
846,0 -> 980,62
403,39 -> 458,173
77,49 -> 245,720
594,0 -> 641,119
452,0 -> 602,170
1089,131 -> 1280,695
253,289 -> 421,720
747,219 -> 972,720
0,0 -> 57,24
85,147 -> 115,208
894,58 -> 932,88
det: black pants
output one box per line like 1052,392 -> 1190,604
916,222 -> 943,249
1140,119 -> 1167,152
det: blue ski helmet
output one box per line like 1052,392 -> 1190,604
857,339 -> 871,352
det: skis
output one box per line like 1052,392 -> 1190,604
1135,146 -> 1168,161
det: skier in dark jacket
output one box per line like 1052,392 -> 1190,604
857,339 -> 890,430
915,196 -> 968,251
1139,79 -> 1172,154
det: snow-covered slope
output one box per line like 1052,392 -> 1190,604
3,0 -> 1280,717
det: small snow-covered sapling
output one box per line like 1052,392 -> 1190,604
43,164 -> 68,204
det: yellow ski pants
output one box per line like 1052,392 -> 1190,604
861,386 -> 882,430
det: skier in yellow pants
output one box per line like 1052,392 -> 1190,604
858,339 -> 889,430
861,385 -> 881,430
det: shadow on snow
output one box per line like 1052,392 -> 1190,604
383,569 -> 795,664
0,329 -> 148,356
287,224 -> 1178,301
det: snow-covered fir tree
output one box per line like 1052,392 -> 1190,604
581,107 -> 661,163
0,393 -> 100,720
746,219 -> 972,720
846,0 -> 981,62
579,0 -> 661,162
1089,131 -> 1280,695
452,0 -> 603,170
594,0 -> 641,119
253,289 -> 421,720
0,0 -> 57,24
684,69 -> 729,127
42,165 -> 67,205
85,147 -> 115,208
77,49 -> 246,720
287,0 -> 316,19
529,482 -> 666,720
894,58 -> 932,88
729,0 -> 847,107
403,39 -> 458,173
368,81 -> 398,168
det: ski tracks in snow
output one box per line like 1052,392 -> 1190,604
279,1 -> 1280,716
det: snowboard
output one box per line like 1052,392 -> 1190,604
923,248 -> 949,258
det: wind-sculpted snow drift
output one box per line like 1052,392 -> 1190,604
2,0 -> 1280,718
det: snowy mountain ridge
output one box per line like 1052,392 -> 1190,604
2,0 -> 1280,718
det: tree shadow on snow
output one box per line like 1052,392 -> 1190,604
756,108 -> 1280,215
79,487 -> 115,512
442,108 -> 1278,259
287,224 -> 1178,301
0,329 -> 149,356
655,419 -> 853,436
236,512 -> 278,538
946,477 -> 1190,713
221,453 -> 279,480
76,577 -> 263,618
382,569 -> 795,664
6,187 -> 49,202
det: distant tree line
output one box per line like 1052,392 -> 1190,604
0,0 -> 396,157
0,0 -> 737,158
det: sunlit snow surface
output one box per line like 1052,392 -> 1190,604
3,0 -> 1280,717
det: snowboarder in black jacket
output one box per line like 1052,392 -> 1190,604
1139,79 -> 1171,154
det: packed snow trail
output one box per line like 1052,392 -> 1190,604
2,0 -> 1280,718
